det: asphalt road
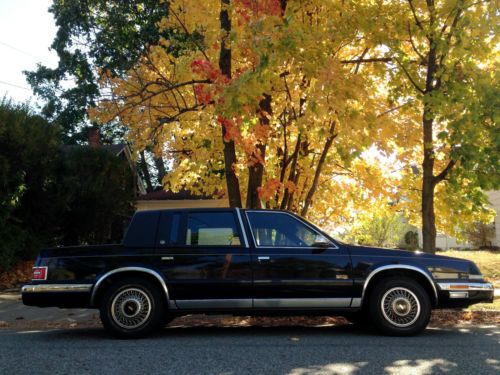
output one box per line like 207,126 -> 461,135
0,325 -> 499,375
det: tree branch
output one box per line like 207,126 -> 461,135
394,57 -> 425,94
408,0 -> 425,32
434,159 -> 457,183
341,57 -> 392,64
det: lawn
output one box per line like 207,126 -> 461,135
437,250 -> 499,311
436,250 -> 500,281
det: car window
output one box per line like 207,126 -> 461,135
186,212 -> 241,246
156,212 -> 182,247
246,212 -> 318,247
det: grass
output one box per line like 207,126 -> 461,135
436,250 -> 500,280
437,250 -> 499,311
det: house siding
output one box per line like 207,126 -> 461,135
486,191 -> 500,247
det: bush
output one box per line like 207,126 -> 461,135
0,100 -> 135,271
0,100 -> 61,270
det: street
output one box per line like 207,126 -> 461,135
0,324 -> 499,375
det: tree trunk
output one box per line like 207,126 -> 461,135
421,40 -> 438,254
246,1 -> 287,209
246,94 -> 272,208
154,155 -> 167,187
421,113 -> 437,253
280,133 -> 301,209
219,0 -> 242,207
139,150 -> 154,193
301,122 -> 337,217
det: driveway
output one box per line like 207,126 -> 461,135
0,324 -> 499,375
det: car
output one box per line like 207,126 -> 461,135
22,208 -> 494,338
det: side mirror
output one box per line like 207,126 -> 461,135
313,235 -> 330,248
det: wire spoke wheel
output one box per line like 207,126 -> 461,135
381,287 -> 421,328
111,288 -> 152,329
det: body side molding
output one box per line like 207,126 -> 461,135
351,264 -> 438,308
90,266 -> 171,307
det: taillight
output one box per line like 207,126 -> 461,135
32,267 -> 48,280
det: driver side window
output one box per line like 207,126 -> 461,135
246,212 -> 318,247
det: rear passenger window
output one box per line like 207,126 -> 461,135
186,212 -> 241,246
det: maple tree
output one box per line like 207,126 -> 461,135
89,0 -> 498,252
89,0 -> 397,224
372,0 -> 499,252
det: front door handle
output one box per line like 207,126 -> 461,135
258,256 -> 270,262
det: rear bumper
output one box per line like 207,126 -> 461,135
22,284 -> 93,308
436,282 -> 494,308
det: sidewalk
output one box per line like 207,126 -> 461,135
0,292 -> 99,329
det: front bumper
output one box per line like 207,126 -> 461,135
436,282 -> 494,308
22,283 -> 93,308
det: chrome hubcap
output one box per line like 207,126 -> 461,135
111,288 -> 152,329
381,287 -> 420,327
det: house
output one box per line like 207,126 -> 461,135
136,189 -> 229,211
62,126 -> 147,196
82,127 -> 228,211
486,191 -> 500,247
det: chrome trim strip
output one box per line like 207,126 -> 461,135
350,297 -> 362,308
175,299 -> 252,309
437,282 -> 494,291
468,275 -> 485,280
244,210 -> 338,249
90,267 -> 172,307
360,265 -> 438,307
254,298 -> 351,308
235,208 -> 249,248
22,284 -> 93,293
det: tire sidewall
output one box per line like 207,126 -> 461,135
100,277 -> 166,338
369,277 -> 431,336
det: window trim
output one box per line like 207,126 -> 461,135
236,208 -> 249,248
244,210 -> 338,249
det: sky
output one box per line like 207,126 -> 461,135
0,0 -> 58,104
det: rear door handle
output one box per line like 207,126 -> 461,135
258,256 -> 270,262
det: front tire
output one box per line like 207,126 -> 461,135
100,277 -> 166,338
369,277 -> 431,336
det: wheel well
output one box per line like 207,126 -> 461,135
363,269 -> 437,308
92,270 -> 169,307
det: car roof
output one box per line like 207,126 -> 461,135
134,208 -> 292,215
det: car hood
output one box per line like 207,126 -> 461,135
348,245 -> 466,262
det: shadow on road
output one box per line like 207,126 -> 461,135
28,321 -> 479,340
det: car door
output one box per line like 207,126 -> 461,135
245,210 -> 353,308
155,209 -> 252,309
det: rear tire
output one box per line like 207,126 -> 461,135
100,277 -> 166,338
368,277 -> 431,336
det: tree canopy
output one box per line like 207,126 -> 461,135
28,0 -> 499,252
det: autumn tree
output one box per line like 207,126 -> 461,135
368,0 -> 499,252
90,0 -> 398,225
